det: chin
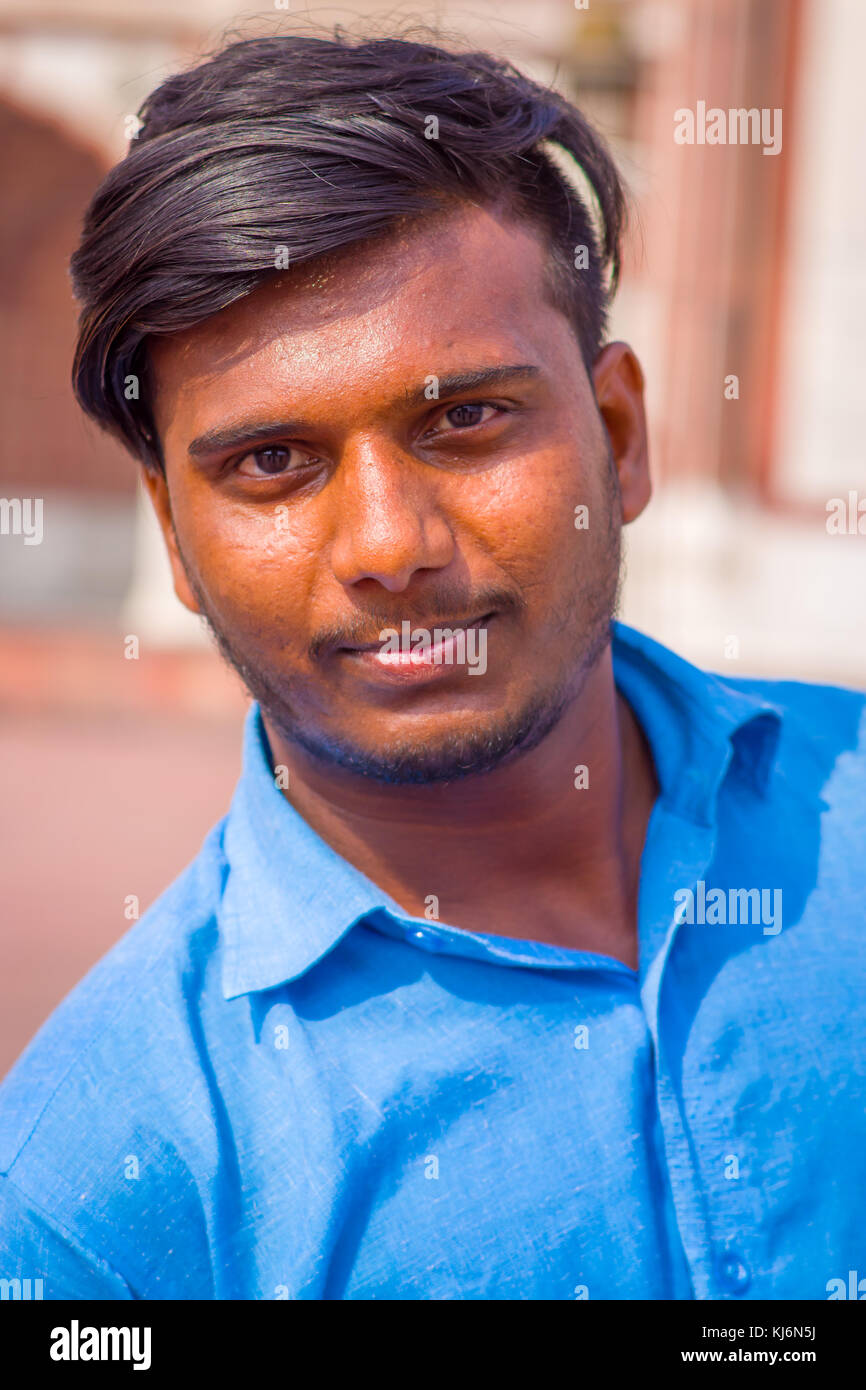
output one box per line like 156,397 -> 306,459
287,688 -> 574,786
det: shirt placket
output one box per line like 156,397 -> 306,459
638,793 -> 738,1300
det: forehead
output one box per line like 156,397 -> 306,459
148,202 -> 576,439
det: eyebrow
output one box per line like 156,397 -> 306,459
186,364 -> 541,458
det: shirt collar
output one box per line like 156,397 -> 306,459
218,621 -> 783,998
610,622 -> 783,822
219,707 -> 397,998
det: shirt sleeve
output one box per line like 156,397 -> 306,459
0,1171 -> 134,1300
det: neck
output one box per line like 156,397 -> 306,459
261,646 -> 658,969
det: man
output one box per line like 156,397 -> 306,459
1,29 -> 864,1301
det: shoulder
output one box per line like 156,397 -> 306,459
720,670 -> 866,763
716,673 -> 866,851
615,622 -> 866,790
0,818 -> 233,1294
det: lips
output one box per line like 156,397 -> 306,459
335,613 -> 494,686
338,613 -> 493,655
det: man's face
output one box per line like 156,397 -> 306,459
145,202 -> 650,783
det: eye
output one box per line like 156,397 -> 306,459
235,445 -> 314,478
432,402 -> 499,433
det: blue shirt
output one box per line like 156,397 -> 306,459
1,622 -> 865,1301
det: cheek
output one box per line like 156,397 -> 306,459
174,492 -> 318,639
459,443 -> 599,587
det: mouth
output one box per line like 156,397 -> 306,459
335,612 -> 494,685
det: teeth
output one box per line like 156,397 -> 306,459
343,614 -> 490,663
377,634 -> 461,665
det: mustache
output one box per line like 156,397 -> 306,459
309,586 -> 524,660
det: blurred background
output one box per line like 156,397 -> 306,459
1,0 -> 863,1077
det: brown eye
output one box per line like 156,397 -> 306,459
441,403 -> 493,430
237,445 -> 297,478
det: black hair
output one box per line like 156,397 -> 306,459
70,25 -> 627,472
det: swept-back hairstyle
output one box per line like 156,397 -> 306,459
70,27 -> 627,472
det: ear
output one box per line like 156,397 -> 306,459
591,342 -> 651,524
140,465 -> 201,615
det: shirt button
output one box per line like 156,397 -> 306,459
717,1251 -> 751,1294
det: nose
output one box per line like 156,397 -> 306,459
328,436 -> 455,594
